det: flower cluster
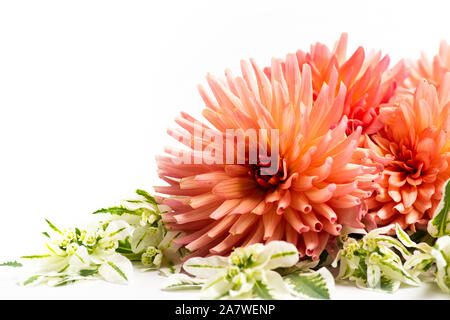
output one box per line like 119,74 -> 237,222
332,224 -> 420,292
163,241 -> 334,299
16,189 -> 183,286
2,34 -> 450,299
155,33 -> 450,261
20,219 -> 133,286
93,189 -> 185,274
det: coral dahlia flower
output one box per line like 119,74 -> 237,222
155,55 -> 381,260
264,33 -> 408,135
408,40 -> 450,90
365,73 -> 450,231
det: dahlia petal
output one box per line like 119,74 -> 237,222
311,233 -> 330,261
276,190 -> 291,215
224,164 -> 248,177
335,205 -> 365,228
319,216 -> 342,236
284,208 -> 309,233
304,184 -> 336,203
251,200 -> 273,215
312,203 -> 337,223
207,214 -> 240,238
210,199 -> 241,220
290,191 -> 312,213
328,194 -> 361,208
190,193 -> 223,209
303,231 -> 319,257
210,233 -> 246,255
229,213 -> 259,235
263,208 -> 283,240
388,186 -> 402,203
306,157 -> 333,182
401,184 -> 418,208
292,174 -> 316,192
241,219 -> 264,246
302,212 -> 323,232
212,178 -> 256,199
285,223 -> 299,247
265,219 -> 285,243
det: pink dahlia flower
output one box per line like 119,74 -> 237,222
264,33 -> 408,135
365,73 -> 450,232
408,40 -> 450,90
155,55 -> 381,260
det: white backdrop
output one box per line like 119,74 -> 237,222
0,0 -> 449,299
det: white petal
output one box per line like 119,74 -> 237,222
104,220 -> 132,241
162,273 -> 205,291
263,270 -> 290,298
261,241 -> 299,270
367,264 -> 381,288
98,253 -> 133,284
201,276 -> 233,299
130,226 -> 161,253
183,256 -> 228,278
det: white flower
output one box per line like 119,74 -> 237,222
430,236 -> 450,293
332,224 -> 420,292
20,219 -> 133,286
181,241 -> 299,299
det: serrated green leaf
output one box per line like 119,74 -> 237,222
0,260 -> 22,267
135,189 -> 158,206
379,276 -> 396,293
284,271 -> 331,299
93,206 -> 140,216
162,274 -> 204,291
252,280 -> 274,300
428,180 -> 450,237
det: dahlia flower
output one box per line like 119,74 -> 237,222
264,33 -> 408,134
365,73 -> 450,231
408,40 -> 450,89
155,55 -> 380,260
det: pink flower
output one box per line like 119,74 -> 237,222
365,73 -> 450,232
155,54 -> 381,260
264,33 -> 408,135
408,40 -> 450,90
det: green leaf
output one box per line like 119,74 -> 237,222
42,232 -> 50,238
20,254 -> 51,259
116,237 -> 134,254
0,260 -> 22,267
23,275 -> 40,286
79,268 -> 99,277
93,206 -> 140,216
379,276 -> 399,293
45,219 -> 63,235
395,224 -> 417,248
107,261 -> 128,281
284,271 -> 331,299
428,180 -> 450,237
252,280 -> 274,300
136,189 -> 158,206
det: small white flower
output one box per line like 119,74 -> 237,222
181,241 -> 299,299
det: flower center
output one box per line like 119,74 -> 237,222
248,156 -> 284,189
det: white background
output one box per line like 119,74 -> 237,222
0,0 -> 449,299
